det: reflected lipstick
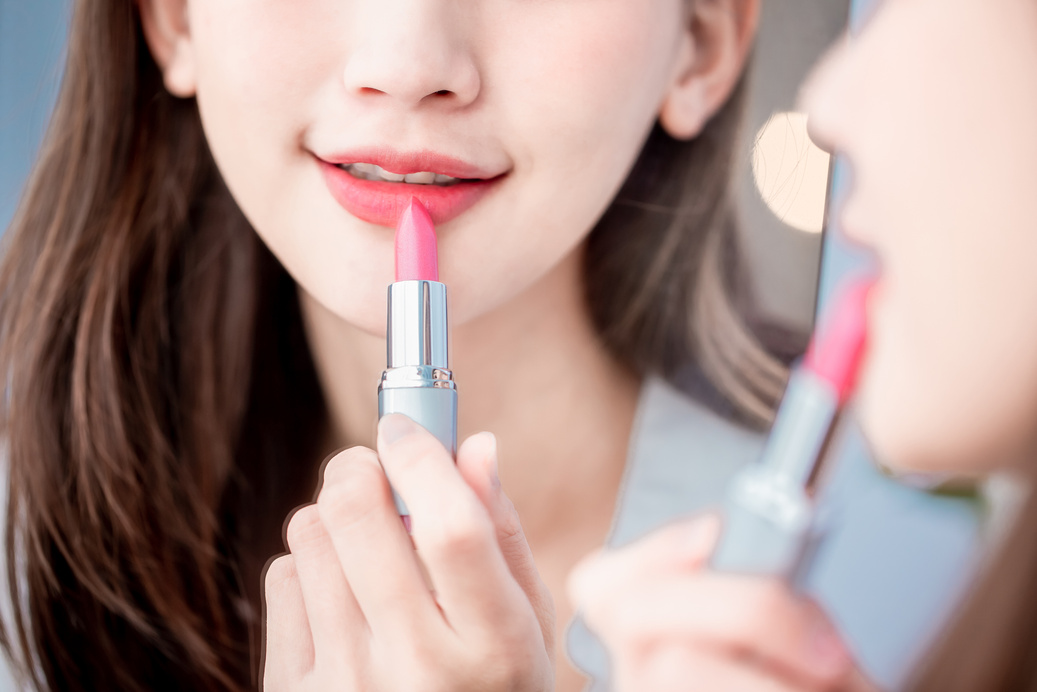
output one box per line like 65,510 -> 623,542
710,278 -> 874,577
379,199 -> 458,519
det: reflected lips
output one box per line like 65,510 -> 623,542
317,150 -> 504,227
803,277 -> 874,404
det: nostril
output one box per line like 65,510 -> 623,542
433,90 -> 452,97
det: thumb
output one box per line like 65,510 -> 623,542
456,432 -> 556,658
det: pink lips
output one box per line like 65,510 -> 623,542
804,277 -> 877,404
317,149 -> 506,227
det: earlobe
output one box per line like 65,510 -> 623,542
659,0 -> 761,141
659,36 -> 709,139
138,0 -> 197,98
660,75 -> 709,140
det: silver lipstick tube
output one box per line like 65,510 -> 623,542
709,367 -> 838,578
378,280 -> 457,517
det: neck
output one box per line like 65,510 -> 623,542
299,248 -> 640,542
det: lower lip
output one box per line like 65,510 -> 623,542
318,159 -> 503,227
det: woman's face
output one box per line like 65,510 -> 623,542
804,0 -> 1037,473
163,0 -> 705,334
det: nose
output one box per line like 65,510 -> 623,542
342,2 -> 481,110
798,37 -> 855,154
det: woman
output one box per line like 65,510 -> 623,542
0,0 -> 775,690
570,0 -> 1037,689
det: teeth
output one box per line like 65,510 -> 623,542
404,171 -> 437,184
338,162 -> 462,186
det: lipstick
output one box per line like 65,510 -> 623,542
709,278 -> 874,577
379,199 -> 458,520
317,150 -> 504,227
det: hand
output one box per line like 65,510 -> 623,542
568,515 -> 877,692
262,414 -> 555,691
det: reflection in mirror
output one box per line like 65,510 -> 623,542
737,0 -> 847,343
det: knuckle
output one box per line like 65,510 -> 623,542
610,598 -> 655,647
264,555 -> 297,594
318,453 -> 389,523
322,446 -> 380,486
407,640 -> 445,677
422,500 -> 492,558
495,496 -> 525,546
386,433 -> 449,472
643,644 -> 696,691
729,581 -> 790,642
285,504 -> 325,554
396,646 -> 464,692
477,638 -> 545,691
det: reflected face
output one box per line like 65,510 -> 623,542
183,0 -> 690,334
804,0 -> 1037,473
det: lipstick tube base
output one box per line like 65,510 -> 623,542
709,467 -> 812,577
378,384 -> 458,517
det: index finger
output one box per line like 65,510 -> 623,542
568,514 -> 720,615
376,415 -> 532,636
596,573 -> 854,690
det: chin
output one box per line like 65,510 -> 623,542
856,383 -> 949,474
858,397 -> 998,478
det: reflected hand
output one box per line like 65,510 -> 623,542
263,414 -> 555,691
568,515 -> 877,692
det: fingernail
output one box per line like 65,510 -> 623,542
807,619 -> 852,673
379,414 -> 417,446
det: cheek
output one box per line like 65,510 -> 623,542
442,1 -> 684,308
188,2 -> 392,328
188,0 -> 344,195
191,0 -> 342,108
498,0 -> 683,170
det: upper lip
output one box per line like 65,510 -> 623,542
318,148 -> 507,181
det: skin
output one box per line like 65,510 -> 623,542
139,0 -> 760,689
569,0 -> 1037,690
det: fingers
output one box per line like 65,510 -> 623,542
568,514 -> 720,615
316,446 -> 439,639
578,565 -> 853,690
639,577 -> 848,687
614,644 -> 809,692
376,415 -> 530,636
284,503 -> 367,664
570,516 -> 853,690
456,432 -> 556,658
261,555 -> 313,688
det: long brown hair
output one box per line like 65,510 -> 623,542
0,1 -> 782,689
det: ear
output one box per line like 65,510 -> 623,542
138,0 -> 197,97
660,0 -> 760,140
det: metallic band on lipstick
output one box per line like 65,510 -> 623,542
708,368 -> 840,577
378,279 -> 458,517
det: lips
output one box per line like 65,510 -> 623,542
317,149 -> 507,227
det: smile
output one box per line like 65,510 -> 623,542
317,150 -> 506,228
336,163 -> 465,187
